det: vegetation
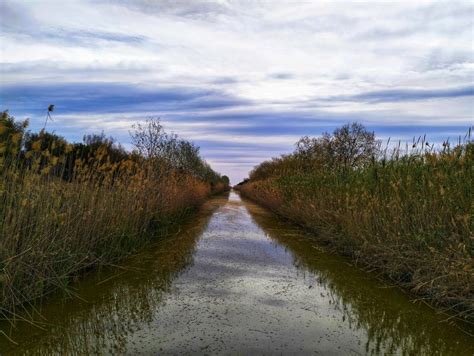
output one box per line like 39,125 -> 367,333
237,123 -> 473,320
0,112 -> 229,318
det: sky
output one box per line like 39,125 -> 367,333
0,0 -> 473,183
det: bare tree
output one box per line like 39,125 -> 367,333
294,122 -> 379,171
130,118 -> 169,159
332,123 -> 379,169
130,117 -> 223,182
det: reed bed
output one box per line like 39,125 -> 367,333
237,123 -> 473,320
0,112 -> 229,318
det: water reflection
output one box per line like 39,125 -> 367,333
1,191 -> 473,355
0,193 -> 229,355
243,194 -> 474,355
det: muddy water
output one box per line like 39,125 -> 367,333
1,192 -> 473,355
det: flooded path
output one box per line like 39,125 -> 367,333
1,192 -> 473,355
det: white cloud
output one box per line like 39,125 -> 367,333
1,0 -> 473,182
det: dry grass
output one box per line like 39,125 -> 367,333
0,115 -> 228,318
238,131 -> 473,321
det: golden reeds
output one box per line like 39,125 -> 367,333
238,124 -> 473,321
0,112 -> 228,318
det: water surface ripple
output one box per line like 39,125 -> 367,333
1,192 -> 473,355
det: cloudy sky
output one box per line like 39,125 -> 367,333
1,0 -> 473,183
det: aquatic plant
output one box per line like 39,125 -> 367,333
0,112 -> 229,319
237,123 -> 473,321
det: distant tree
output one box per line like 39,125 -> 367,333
169,139 -> 201,173
82,132 -> 127,162
130,118 -> 169,159
235,178 -> 249,186
130,117 -> 222,182
294,122 -> 379,171
295,133 -> 333,170
332,122 -> 379,169
221,175 -> 230,186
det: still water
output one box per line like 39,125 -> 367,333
1,192 -> 473,355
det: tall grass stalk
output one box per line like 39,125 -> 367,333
0,113 -> 228,319
238,125 -> 473,320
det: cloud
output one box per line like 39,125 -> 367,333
0,1 -> 34,32
328,85 -> 474,104
1,1 -> 146,47
41,29 -> 146,46
268,73 -> 294,80
0,82 -> 250,114
103,0 -> 231,19
1,0 -> 473,183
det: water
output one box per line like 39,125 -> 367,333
1,192 -> 473,355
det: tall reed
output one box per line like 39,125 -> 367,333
0,112 -> 228,318
238,124 -> 473,320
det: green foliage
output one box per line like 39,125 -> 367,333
221,175 -> 230,186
